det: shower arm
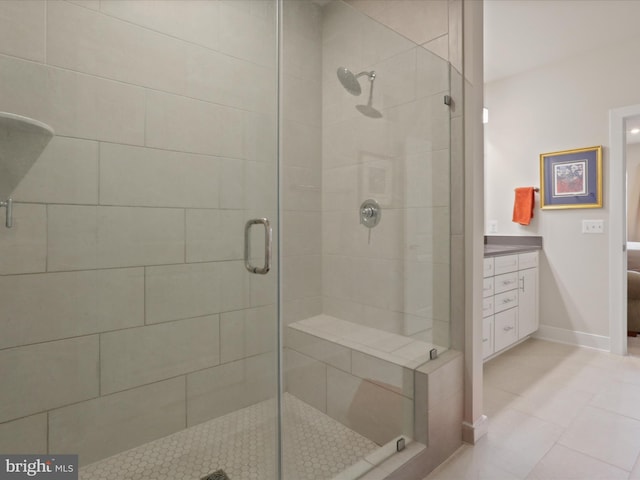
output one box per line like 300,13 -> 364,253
0,198 -> 12,228
355,71 -> 376,81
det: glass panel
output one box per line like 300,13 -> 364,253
281,0 -> 451,477
0,1 -> 279,479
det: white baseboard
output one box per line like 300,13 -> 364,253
461,415 -> 488,444
533,324 -> 610,352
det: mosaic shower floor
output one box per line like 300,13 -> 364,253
80,393 -> 378,480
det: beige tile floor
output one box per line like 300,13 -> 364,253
426,337 -> 640,480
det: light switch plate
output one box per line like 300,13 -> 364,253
582,219 -> 604,233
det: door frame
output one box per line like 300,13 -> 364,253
609,104 -> 640,355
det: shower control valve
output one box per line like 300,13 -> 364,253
360,199 -> 381,228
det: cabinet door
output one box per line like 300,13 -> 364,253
518,267 -> 538,339
494,308 -> 518,352
483,316 -> 494,359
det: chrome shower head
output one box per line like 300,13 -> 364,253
337,67 -> 362,96
336,68 -> 376,96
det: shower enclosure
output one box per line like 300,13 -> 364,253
0,1 -> 455,478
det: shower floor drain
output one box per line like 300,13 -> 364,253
201,469 -> 230,480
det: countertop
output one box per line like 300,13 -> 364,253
484,236 -> 543,257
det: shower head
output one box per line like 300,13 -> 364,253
336,68 -> 376,96
337,67 -> 362,95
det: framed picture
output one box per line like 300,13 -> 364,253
540,145 -> 603,209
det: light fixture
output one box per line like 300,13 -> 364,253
482,107 -> 489,124
631,128 -> 640,135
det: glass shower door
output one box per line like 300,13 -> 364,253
280,0 -> 452,478
0,1 -> 280,479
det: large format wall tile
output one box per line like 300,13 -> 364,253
326,366 -> 408,446
47,205 -> 184,271
0,55 -> 145,145
100,0 -> 220,51
0,336 -> 99,423
145,263 -> 222,324
186,210 -> 245,263
145,90 -> 243,159
186,45 -> 275,114
0,268 -> 143,349
0,204 -> 46,275
12,137 -> 99,205
282,255 -> 322,302
347,0 -> 448,48
100,316 -> 220,395
218,261 -> 251,313
0,414 -> 47,455
187,351 -> 277,426
218,1 -> 276,68
0,1 -> 45,62
282,211 -> 322,257
285,348 -> 327,414
50,377 -> 186,466
47,1 -> 188,94
68,0 -> 99,9
100,143 -> 219,208
285,327 -> 351,372
220,305 -> 277,363
351,351 -> 414,399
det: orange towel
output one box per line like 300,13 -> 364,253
512,187 -> 535,225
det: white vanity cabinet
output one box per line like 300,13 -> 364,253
482,250 -> 539,360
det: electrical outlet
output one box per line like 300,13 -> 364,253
582,219 -> 604,233
488,220 -> 498,234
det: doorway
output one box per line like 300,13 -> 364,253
609,105 -> 640,356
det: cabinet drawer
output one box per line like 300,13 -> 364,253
494,308 -> 518,352
483,257 -> 495,278
494,272 -> 518,294
483,296 -> 494,318
518,251 -> 538,269
494,254 -> 518,275
483,277 -> 494,297
483,316 -> 494,359
494,290 -> 518,313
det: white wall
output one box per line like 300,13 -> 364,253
485,36 -> 640,340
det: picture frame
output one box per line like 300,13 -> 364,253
540,145 -> 603,209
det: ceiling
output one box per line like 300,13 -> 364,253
484,0 -> 640,143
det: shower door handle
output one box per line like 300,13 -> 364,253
244,218 -> 272,274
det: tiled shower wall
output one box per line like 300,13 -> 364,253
321,0 -> 456,345
281,0 -> 324,327
0,0 -> 279,464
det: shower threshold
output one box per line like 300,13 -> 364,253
80,393 -> 378,480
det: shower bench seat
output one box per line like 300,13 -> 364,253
285,314 -> 448,447
288,314 -> 442,370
